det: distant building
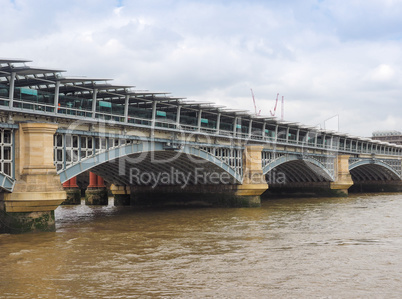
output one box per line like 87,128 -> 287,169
372,130 -> 402,145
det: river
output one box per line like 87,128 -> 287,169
0,193 -> 401,298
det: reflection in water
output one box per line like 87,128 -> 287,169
0,194 -> 401,298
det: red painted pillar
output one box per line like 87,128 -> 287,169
62,179 -> 70,188
85,173 -> 108,205
88,172 -> 97,188
97,175 -> 105,188
70,176 -> 79,188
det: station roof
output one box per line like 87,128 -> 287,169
2,57 -> 401,149
0,66 -> 65,76
0,58 -> 32,64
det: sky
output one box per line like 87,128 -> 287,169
1,0 -> 402,137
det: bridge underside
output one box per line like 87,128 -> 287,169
89,151 -> 240,187
261,160 -> 338,197
349,164 -> 402,193
350,164 -> 400,182
266,160 -> 333,184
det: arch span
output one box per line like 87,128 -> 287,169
349,159 -> 401,181
262,154 -> 335,183
58,142 -> 243,186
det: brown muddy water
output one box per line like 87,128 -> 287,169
0,193 -> 401,298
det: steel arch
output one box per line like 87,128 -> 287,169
349,159 -> 401,180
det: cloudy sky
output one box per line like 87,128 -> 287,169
1,0 -> 402,137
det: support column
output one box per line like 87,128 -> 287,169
91,89 -> 98,118
8,72 -> 16,108
330,154 -> 354,195
234,145 -> 268,206
110,184 -> 131,206
197,109 -> 202,132
62,180 -> 70,188
53,80 -> 60,114
70,177 -> 79,188
176,105 -> 181,128
216,113 -> 221,134
85,172 -> 108,205
0,123 -> 66,233
124,95 -> 129,123
61,177 -> 81,205
97,175 -> 105,188
88,171 -> 97,188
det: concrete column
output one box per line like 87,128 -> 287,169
91,89 -> 98,118
124,95 -> 129,123
110,184 -> 131,206
262,122 -> 266,139
176,105 -> 181,128
216,113 -> 221,134
234,145 -> 268,206
151,101 -> 157,127
53,80 -> 60,113
0,123 -> 66,233
274,125 -> 278,142
85,172 -> 108,205
330,154 -> 354,195
8,72 -> 16,108
233,117 -> 237,136
197,110 -> 202,132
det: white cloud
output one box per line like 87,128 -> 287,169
1,0 -> 402,137
368,64 -> 396,82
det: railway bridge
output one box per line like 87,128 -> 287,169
1,58 -> 401,233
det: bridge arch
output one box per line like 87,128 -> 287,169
262,154 -> 335,183
349,159 -> 401,181
58,142 -> 243,186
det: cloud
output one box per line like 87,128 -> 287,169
1,0 -> 402,137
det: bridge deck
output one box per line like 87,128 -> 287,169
1,58 -> 402,160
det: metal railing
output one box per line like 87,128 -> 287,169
2,95 -> 402,157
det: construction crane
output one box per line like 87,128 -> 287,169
270,93 -> 284,120
270,93 -> 279,117
250,88 -> 261,116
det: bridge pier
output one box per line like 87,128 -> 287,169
330,155 -> 354,195
0,123 -> 66,233
85,172 -> 108,205
111,184 -> 131,206
236,145 -> 269,206
61,177 -> 81,205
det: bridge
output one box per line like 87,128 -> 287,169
1,58 -> 402,233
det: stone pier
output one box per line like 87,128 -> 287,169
330,155 -> 354,195
235,145 -> 269,206
61,177 -> 81,205
111,184 -> 131,206
0,123 -> 66,233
